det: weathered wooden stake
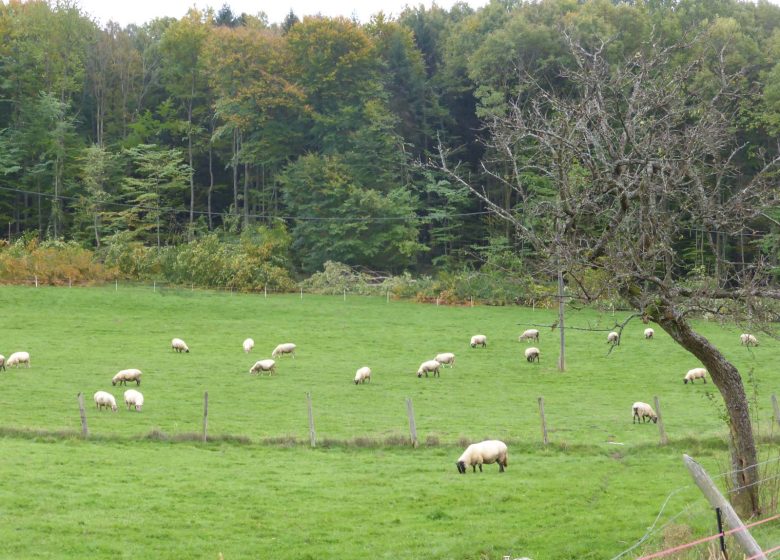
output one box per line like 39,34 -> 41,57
306,392 -> 316,447
343,288 -> 346,301
654,396 -> 668,445
470,296 -> 474,307
115,279 -> 118,291
77,392 -> 88,437
436,296 -> 439,307
202,391 -> 209,442
153,281 -> 156,292
35,275 -> 38,288
771,394 -> 780,427
406,397 -> 419,448
386,290 -> 389,303
264,285 -> 267,299
68,278 -> 72,288
683,454 -> 766,560
538,396 -> 548,445
300,287 -> 303,300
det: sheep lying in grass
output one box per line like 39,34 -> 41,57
112,368 -> 142,386
456,440 -> 508,474
243,338 -> 254,353
740,333 -> 758,347
519,329 -> 540,343
124,389 -> 144,412
434,352 -> 455,368
644,328 -> 654,339
607,331 -> 620,345
417,359 -> 441,378
632,402 -> 658,424
524,347 -> 540,363
684,367 -> 707,384
470,334 -> 487,348
171,338 -> 189,353
7,351 -> 30,368
94,391 -> 117,412
250,359 -> 276,375
272,343 -> 296,359
354,366 -> 371,384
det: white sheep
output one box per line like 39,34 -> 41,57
684,367 -> 707,384
112,368 -> 142,386
524,347 -> 540,363
249,359 -> 276,375
243,338 -> 255,353
0,354 -> 5,371
644,328 -> 654,339
124,389 -> 144,412
740,333 -> 758,347
417,359 -> 441,378
470,334 -> 487,348
434,352 -> 455,368
6,351 -> 30,368
171,338 -> 189,353
354,366 -> 371,384
272,343 -> 296,359
519,329 -> 540,343
94,391 -> 117,412
632,402 -> 658,424
456,440 -> 508,474
607,331 -> 620,345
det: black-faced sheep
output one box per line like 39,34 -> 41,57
112,368 -> 142,386
524,347 -> 540,363
644,328 -> 654,339
470,335 -> 487,348
607,331 -> 620,345
519,329 -> 540,343
249,359 -> 276,375
632,402 -> 658,424
456,440 -> 508,473
417,359 -> 441,378
740,334 -> 758,347
684,367 -> 707,384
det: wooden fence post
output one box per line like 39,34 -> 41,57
406,397 -> 419,448
35,275 -> 38,288
771,394 -> 780,427
654,396 -> 668,445
683,454 -> 766,560
77,392 -> 88,438
202,391 -> 209,442
538,396 -> 548,445
306,392 -> 316,448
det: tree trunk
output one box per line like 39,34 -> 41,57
652,298 -> 760,515
207,140 -> 214,231
187,99 -> 194,238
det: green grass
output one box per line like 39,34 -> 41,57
0,285 -> 779,559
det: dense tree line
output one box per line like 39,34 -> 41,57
0,0 -> 779,277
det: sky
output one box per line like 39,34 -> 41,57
73,0 -> 491,27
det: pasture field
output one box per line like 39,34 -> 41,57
0,285 -> 779,559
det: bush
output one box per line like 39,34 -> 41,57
0,237 -> 116,285
299,261 -> 389,295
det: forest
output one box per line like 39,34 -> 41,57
0,0 -> 779,287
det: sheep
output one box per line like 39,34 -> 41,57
644,328 -> 654,339
519,329 -> 540,343
243,338 -> 255,353
0,354 -> 5,371
524,347 -> 540,363
434,352 -> 455,368
124,389 -> 144,412
249,359 -> 276,375
6,351 -> 30,368
417,359 -> 441,378
171,338 -> 189,353
456,440 -> 508,474
112,368 -> 142,386
354,366 -> 371,384
93,391 -> 117,412
470,334 -> 487,348
632,402 -> 658,424
607,331 -> 620,345
684,367 -> 707,384
272,343 -> 296,359
740,333 -> 758,347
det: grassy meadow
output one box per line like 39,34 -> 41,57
0,285 -> 779,559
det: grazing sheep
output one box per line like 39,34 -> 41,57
684,367 -> 707,384
354,366 -> 371,384
6,351 -> 30,368
632,402 -> 658,424
112,368 -> 142,386
171,338 -> 189,353
470,334 -> 487,348
243,338 -> 255,353
524,347 -> 540,363
740,333 -> 758,347
417,359 -> 441,378
644,328 -> 655,339
93,391 -> 117,412
456,440 -> 508,474
607,331 -> 620,345
272,343 -> 296,359
519,329 -> 540,343
434,352 -> 455,368
0,354 -> 5,371
124,389 -> 144,412
249,359 -> 276,375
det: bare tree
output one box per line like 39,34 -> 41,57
438,32 -> 780,515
